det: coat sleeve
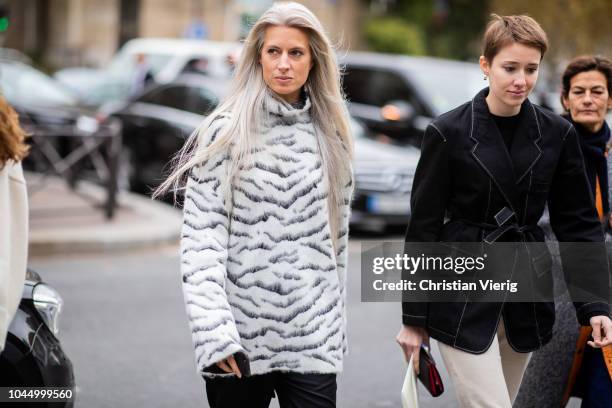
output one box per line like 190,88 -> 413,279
181,117 -> 245,375
0,162 -> 28,352
402,124 -> 452,327
548,125 -> 610,325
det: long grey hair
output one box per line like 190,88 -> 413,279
154,1 -> 353,247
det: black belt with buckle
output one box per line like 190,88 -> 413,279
455,207 -> 537,244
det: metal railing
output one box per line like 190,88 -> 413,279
25,118 -> 122,219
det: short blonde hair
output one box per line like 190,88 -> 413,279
482,14 -> 548,63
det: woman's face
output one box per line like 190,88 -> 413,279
260,25 -> 312,104
562,70 -> 612,133
480,42 -> 541,116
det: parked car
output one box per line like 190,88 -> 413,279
0,57 -> 102,138
0,56 -> 125,220
55,38 -> 241,107
341,52 -> 487,146
0,269 -> 75,407
99,73 -> 228,194
0,47 -> 32,64
351,120 -> 420,231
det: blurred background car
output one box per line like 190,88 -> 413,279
0,47 -> 32,64
0,56 -> 86,132
0,55 -> 121,191
55,38 -> 241,108
0,54 -> 114,152
0,269 -> 75,407
351,119 -> 419,231
99,73 -> 228,194
341,52 -> 485,147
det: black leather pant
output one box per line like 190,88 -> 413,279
205,372 -> 337,408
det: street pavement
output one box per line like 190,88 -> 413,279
26,173 -> 182,256
29,238 -> 459,408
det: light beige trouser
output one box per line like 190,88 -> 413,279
437,321 -> 532,408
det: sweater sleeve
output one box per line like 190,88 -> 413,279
180,117 -> 244,375
337,175 -> 354,355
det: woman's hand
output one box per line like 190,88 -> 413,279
216,355 -> 242,378
588,315 -> 612,348
396,325 -> 429,374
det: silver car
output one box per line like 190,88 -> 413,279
351,119 -> 420,231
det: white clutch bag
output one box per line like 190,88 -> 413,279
401,356 -> 419,408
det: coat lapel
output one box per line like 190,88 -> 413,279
509,100 -> 543,185
470,88 -> 539,217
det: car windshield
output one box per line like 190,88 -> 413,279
0,61 -> 78,106
406,64 -> 484,115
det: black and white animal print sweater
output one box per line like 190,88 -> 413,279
181,92 -> 353,377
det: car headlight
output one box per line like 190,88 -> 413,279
33,283 -> 63,335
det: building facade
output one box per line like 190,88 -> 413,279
3,0 -> 365,69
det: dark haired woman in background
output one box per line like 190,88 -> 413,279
515,55 -> 612,408
561,55 -> 612,408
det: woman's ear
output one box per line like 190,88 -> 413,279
561,94 -> 570,111
479,55 -> 489,77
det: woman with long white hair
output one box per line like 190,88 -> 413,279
155,2 -> 353,406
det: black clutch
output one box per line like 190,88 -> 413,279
417,346 -> 444,397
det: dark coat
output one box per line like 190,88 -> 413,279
402,88 -> 610,354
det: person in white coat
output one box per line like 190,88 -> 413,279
0,96 -> 29,351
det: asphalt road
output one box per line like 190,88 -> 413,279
30,238 -> 458,408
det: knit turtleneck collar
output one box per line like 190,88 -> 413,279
264,88 -> 311,118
